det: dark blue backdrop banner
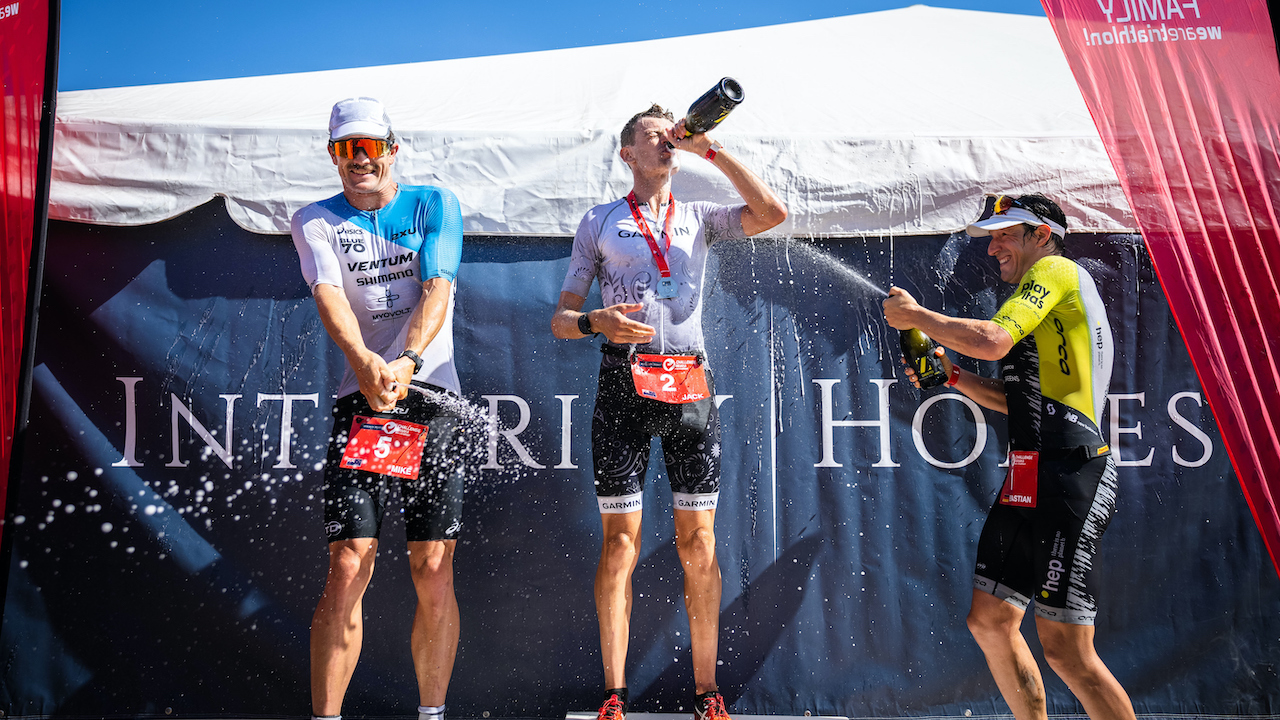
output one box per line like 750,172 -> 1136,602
2,201 -> 1276,718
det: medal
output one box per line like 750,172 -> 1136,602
657,276 -> 678,299
625,191 -> 679,300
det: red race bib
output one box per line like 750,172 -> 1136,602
999,450 -> 1039,507
630,354 -> 710,404
339,415 -> 429,480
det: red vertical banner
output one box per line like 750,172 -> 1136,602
1040,0 -> 1280,573
0,0 -> 54,537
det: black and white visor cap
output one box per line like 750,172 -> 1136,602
967,206 -> 1066,240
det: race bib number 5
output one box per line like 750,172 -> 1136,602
339,416 -> 429,480
630,354 -> 710,404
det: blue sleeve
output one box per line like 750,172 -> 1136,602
419,187 -> 463,282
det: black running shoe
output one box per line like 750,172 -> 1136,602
694,691 -> 730,720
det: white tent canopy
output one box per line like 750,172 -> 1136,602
50,5 -> 1135,237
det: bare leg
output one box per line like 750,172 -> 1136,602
967,590 -> 1047,720
674,508 -> 721,695
311,539 -> 379,716
596,511 -> 643,690
408,539 -> 460,708
1036,618 -> 1136,720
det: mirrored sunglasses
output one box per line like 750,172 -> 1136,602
330,138 -> 392,159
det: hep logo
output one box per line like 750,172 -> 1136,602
663,357 -> 676,372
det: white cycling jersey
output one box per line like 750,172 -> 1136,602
561,196 -> 744,355
291,185 -> 463,397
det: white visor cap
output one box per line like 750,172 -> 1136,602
329,97 -> 393,140
967,206 -> 1066,239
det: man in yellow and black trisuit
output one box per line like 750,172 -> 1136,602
883,193 -> 1135,720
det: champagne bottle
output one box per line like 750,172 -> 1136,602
900,328 -> 948,389
682,77 -> 745,136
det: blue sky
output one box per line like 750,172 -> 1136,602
58,0 -> 1046,91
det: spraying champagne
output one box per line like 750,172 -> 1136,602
899,327 -> 948,389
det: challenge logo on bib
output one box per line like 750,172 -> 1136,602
339,415 -> 429,480
630,354 -> 710,404
999,450 -> 1039,507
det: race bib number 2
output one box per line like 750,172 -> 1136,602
339,416 -> 429,480
630,354 -> 710,404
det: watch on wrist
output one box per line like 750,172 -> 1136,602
577,312 -> 596,336
397,349 -> 424,375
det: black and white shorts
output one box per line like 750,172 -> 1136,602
973,452 -> 1118,625
590,361 -> 721,514
321,385 -> 465,542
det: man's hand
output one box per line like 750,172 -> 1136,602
883,286 -> 924,331
666,119 -> 714,157
593,303 -> 657,344
387,355 -> 415,401
900,346 -> 953,389
354,351 -> 401,412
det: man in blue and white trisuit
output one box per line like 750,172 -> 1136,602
551,104 -> 787,720
291,97 -> 465,720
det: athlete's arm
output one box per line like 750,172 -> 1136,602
551,291 -> 656,344
883,286 -> 1014,361
667,120 -> 787,237
313,283 -> 400,412
387,277 -> 453,396
900,348 -> 1008,413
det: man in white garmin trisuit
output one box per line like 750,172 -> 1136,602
551,103 -> 787,720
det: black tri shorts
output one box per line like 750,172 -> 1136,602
322,385 -> 465,543
973,451 -> 1119,625
591,359 -> 721,513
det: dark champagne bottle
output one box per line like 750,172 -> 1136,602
682,77 -> 745,136
900,328 -> 948,389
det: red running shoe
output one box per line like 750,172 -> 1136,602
694,692 -> 730,720
596,692 -> 627,720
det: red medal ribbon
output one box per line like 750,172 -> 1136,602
625,191 -> 676,279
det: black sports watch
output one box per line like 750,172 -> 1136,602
396,349 -> 424,374
577,312 -> 596,337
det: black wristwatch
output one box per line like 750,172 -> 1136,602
396,349 -> 424,374
577,312 -> 597,337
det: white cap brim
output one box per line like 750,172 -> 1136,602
967,207 -> 1065,238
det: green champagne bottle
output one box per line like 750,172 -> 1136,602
682,78 -> 744,136
899,328 -> 948,389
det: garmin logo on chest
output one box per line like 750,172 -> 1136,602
618,227 -> 692,238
